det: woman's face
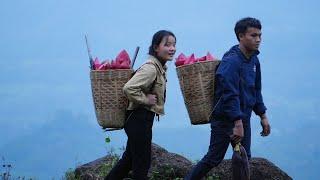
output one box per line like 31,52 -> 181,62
155,35 -> 176,61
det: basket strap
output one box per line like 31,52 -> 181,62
144,61 -> 158,91
132,62 -> 158,93
208,96 -> 222,120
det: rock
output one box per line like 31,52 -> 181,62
149,143 -> 192,178
74,155 -> 119,180
73,143 -> 292,180
208,158 -> 292,180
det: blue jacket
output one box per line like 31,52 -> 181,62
212,45 -> 267,122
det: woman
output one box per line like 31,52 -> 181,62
105,30 -> 176,180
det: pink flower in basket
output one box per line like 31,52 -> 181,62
116,50 -> 131,65
175,53 -> 187,67
206,52 -> 216,61
93,57 -> 101,70
97,60 -> 111,70
184,53 -> 196,65
110,60 -> 119,69
196,55 -> 206,62
119,60 -> 131,69
107,50 -> 131,69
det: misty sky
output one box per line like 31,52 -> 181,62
0,0 -> 319,179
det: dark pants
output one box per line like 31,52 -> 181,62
185,119 -> 251,180
105,108 -> 155,180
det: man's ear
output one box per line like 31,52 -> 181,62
239,33 -> 245,40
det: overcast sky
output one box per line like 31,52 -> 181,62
0,0 -> 319,179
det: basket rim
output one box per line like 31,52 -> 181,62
91,69 -> 133,72
175,60 -> 220,69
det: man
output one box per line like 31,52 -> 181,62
185,17 -> 271,180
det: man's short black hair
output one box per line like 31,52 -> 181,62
234,17 -> 262,41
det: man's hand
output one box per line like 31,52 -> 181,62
260,114 -> 271,137
231,119 -> 244,144
146,94 -> 157,105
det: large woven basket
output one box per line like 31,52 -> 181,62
176,60 -> 221,125
90,69 -> 133,128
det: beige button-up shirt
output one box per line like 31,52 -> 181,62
123,55 -> 167,115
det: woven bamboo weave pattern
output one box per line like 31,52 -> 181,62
176,61 -> 220,125
90,69 -> 133,128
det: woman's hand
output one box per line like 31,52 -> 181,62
146,94 -> 157,105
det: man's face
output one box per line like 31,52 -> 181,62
239,27 -> 261,52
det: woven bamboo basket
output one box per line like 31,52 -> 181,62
176,60 -> 221,125
90,69 -> 133,128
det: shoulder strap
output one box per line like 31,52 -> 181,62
131,62 -> 157,91
144,62 -> 157,91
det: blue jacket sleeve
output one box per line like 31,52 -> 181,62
216,57 -> 242,121
253,60 -> 267,115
